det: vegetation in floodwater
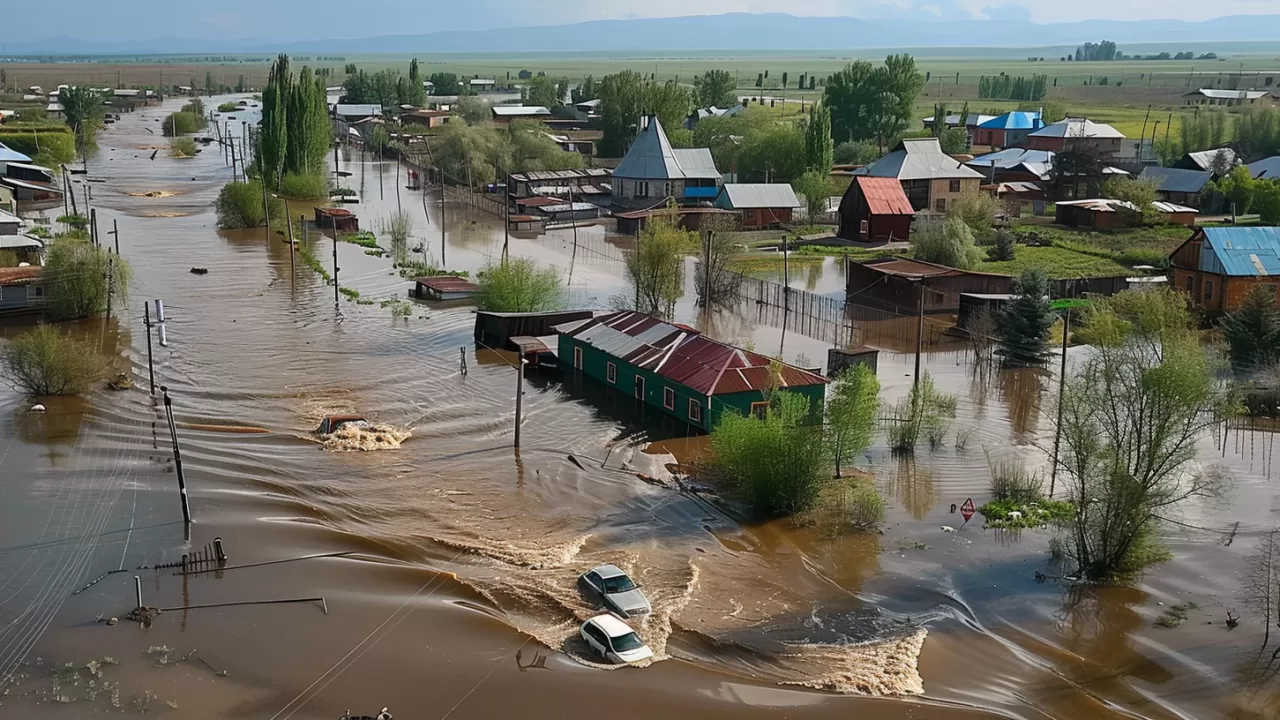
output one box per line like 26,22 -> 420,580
216,102 -> 239,113
1,324 -> 108,397
476,257 -> 565,313
396,260 -> 468,280
380,297 -> 413,318
884,372 -> 956,454
338,286 -> 361,300
330,186 -> 357,197
364,248 -> 385,257
341,231 -> 380,249
279,172 -> 329,199
169,137 -> 197,158
298,241 -> 331,281
215,179 -> 282,229
27,225 -> 52,239
1154,602 -> 1200,628
978,498 -> 1074,529
57,213 -> 89,229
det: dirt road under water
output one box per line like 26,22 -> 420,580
2,96 -> 1279,719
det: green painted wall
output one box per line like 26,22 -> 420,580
558,335 -> 828,432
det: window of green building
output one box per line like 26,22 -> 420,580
689,399 -> 702,423
663,387 -> 675,410
607,362 -> 617,383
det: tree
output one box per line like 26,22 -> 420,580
1254,179 -> 1280,224
946,189 -> 999,236
737,123 -> 805,182
525,75 -> 561,108
1220,283 -> 1280,374
1,324 -> 106,397
937,127 -> 968,155
476,257 -> 565,312
1235,107 -> 1280,160
571,75 -> 597,104
259,54 -> 291,187
804,104 -> 834,173
626,208 -> 691,318
284,67 -> 330,177
407,58 -> 426,107
215,179 -> 283,229
911,217 -> 981,269
368,125 -> 390,156
792,171 -> 833,223
833,140 -> 880,165
58,86 -> 104,152
1211,165 -> 1260,216
708,391 -> 828,517
988,229 -> 1016,262
427,73 -> 462,96
827,364 -> 880,477
455,96 -> 491,126
42,237 -> 130,321
996,269 -> 1054,367
694,216 -> 744,310
1102,176 -> 1159,223
597,70 -> 694,157
1056,288 -> 1237,581
694,69 -> 737,108
823,55 -> 924,150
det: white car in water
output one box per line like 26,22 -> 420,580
579,614 -> 654,665
580,564 -> 651,618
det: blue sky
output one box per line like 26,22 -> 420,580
6,1 -> 1278,41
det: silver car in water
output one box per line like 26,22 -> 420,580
580,564 -> 651,618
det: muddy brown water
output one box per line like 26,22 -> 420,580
2,95 -> 1279,719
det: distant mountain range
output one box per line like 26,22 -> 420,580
8,13 -> 1280,56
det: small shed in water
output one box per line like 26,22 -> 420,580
827,347 -> 879,377
413,276 -> 480,301
846,257 -> 1013,313
315,206 -> 359,232
957,293 -> 1016,332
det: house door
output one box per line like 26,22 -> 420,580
634,376 -> 645,400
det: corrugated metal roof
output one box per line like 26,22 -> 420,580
0,235 -> 43,250
1182,148 -> 1237,171
0,142 -> 33,164
717,183 -> 799,209
492,105 -> 550,116
1030,118 -> 1125,139
977,111 -> 1043,130
1201,227 -> 1280,277
966,148 -> 1054,170
854,176 -> 914,215
671,148 -> 720,180
334,104 -> 382,117
613,116 -> 684,180
1250,156 -> 1280,179
1151,201 -> 1198,214
1139,166 -> 1212,194
1187,88 -> 1272,100
861,138 -> 983,182
0,266 -> 40,286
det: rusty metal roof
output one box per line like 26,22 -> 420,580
0,266 -> 41,286
415,276 -> 479,292
854,176 -> 914,216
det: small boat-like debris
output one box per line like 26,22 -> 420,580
316,414 -> 368,435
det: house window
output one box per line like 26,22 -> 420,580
859,219 -> 869,237
33,286 -> 44,297
634,376 -> 645,399
1204,279 -> 1214,300
637,181 -> 650,198
606,362 -> 617,384
573,346 -> 583,370
934,198 -> 946,213
688,399 -> 702,423
1185,275 -> 1194,292
663,387 -> 675,410
750,401 -> 769,419
949,179 -> 961,193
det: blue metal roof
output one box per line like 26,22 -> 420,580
0,142 -> 32,164
1201,227 -> 1280,277
977,111 -> 1043,131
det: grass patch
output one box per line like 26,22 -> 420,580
279,172 -> 328,199
727,253 -> 826,273
169,137 -> 197,158
796,477 -> 886,536
978,497 -> 1074,529
216,102 -> 238,113
976,245 -> 1133,279
396,260 -> 468,280
1154,602 -> 1200,628
341,231 -> 380,249
793,244 -> 906,260
338,286 -> 361,300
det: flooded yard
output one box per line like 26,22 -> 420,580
1,95 -> 1277,720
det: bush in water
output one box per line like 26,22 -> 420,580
215,179 -> 282,229
169,137 -> 198,158
279,172 -> 328,199
1,324 -> 107,397
476,258 -> 565,313
43,237 -> 130,321
162,111 -> 206,137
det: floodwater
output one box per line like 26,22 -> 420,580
2,95 -> 1279,720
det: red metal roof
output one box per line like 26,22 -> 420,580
855,176 -> 914,216
315,206 -> 354,217
0,266 -> 40,286
515,196 -> 561,208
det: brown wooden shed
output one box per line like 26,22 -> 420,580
837,176 -> 914,243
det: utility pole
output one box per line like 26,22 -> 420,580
913,281 -> 925,406
513,358 -> 528,448
502,174 -> 510,263
161,386 -> 192,525
440,172 -> 447,267
332,215 -> 340,308
112,219 -> 120,255
144,303 -> 156,397
1049,308 -> 1071,498
260,174 -> 271,244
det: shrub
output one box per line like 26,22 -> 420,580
169,137 -> 197,158
279,172 -> 328,199
947,189 -> 1000,237
800,478 -> 886,533
476,257 -> 564,312
0,250 -> 18,267
988,229 -> 1016,261
884,372 -> 956,454
162,111 -> 206,137
912,216 -> 981,269
57,214 -> 89,230
833,140 -> 880,165
987,456 -> 1044,504
216,102 -> 239,113
996,268 -> 1055,367
215,179 -> 281,229
43,237 -> 130,320
1,324 -> 106,396
708,392 -> 828,517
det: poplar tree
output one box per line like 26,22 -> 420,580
259,54 -> 291,187
804,103 -> 833,173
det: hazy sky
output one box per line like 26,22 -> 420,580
8,1 -> 1279,41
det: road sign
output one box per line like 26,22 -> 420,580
960,497 -> 976,523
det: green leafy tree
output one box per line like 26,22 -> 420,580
694,69 -> 737,108
407,58 -> 427,106
58,86 -> 104,151
525,75 -> 561,108
427,73 -> 462,96
215,179 -> 282,229
737,123 -> 805,182
571,75 -> 597,104
1211,165 -> 1260,216
455,96 -> 492,126
42,237 -> 130,321
1254,179 -> 1280,224
259,54 -> 291,187
709,391 -> 828,517
911,217 -> 981,269
1220,283 -> 1280,373
1057,288 -> 1237,581
792,170 -> 833,223
1102,176 -> 1160,223
694,216 -> 744,310
476,257 -> 565,312
597,71 -> 691,157
988,229 -> 1016,261
804,103 -> 834,173
827,364 -> 880,477
946,189 -> 999,237
1,324 -> 106,397
833,140 -> 880,165
996,269 -> 1054,367
823,55 -> 924,149
625,209 -> 691,318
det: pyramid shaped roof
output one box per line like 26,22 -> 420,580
613,116 -> 687,181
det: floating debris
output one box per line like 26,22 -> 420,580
320,422 -> 412,452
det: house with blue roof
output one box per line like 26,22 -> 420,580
973,111 -> 1043,149
1170,227 -> 1280,311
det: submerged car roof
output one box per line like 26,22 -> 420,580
592,564 -> 627,579
588,614 -> 637,638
